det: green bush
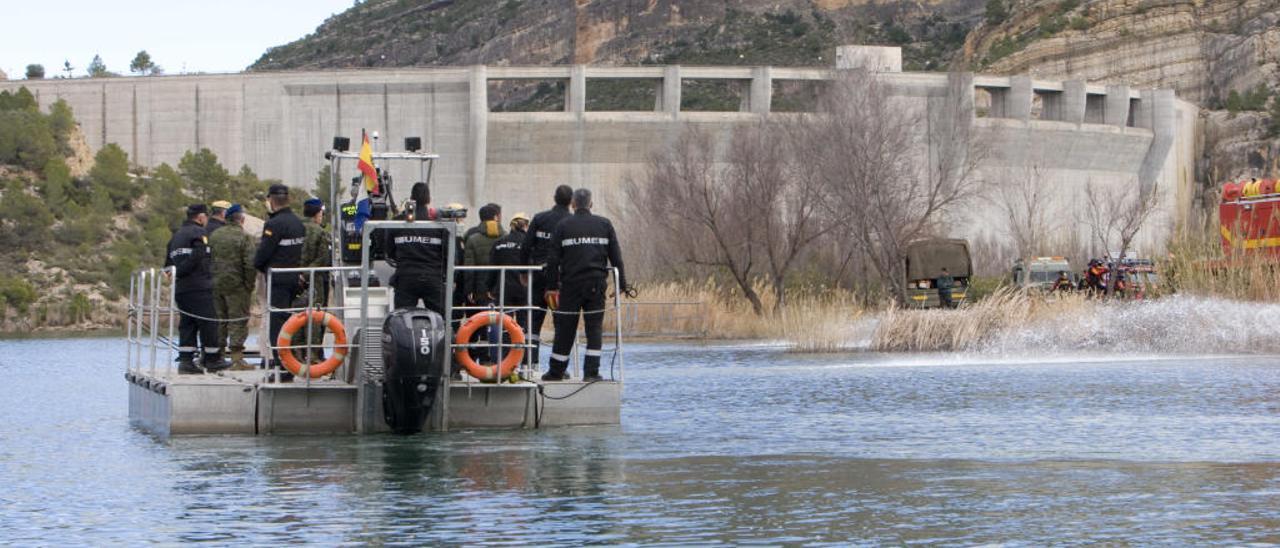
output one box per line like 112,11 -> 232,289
89,143 -> 135,211
985,0 -> 1009,24
1242,83 -> 1271,111
1226,90 -> 1243,114
0,179 -> 55,250
68,292 -> 92,324
0,275 -> 38,312
179,148 -> 231,204
1267,95 -> 1280,138
39,157 -> 71,213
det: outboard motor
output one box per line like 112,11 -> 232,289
381,308 -> 448,434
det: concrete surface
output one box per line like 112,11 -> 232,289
1,46 -> 1195,255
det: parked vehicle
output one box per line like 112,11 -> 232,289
904,238 -> 972,308
1219,178 -> 1280,258
1011,256 -> 1076,292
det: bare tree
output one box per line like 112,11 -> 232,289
626,120 -> 836,315
1081,178 -> 1160,295
734,121 -> 836,312
626,127 -> 766,315
989,163 -> 1051,259
795,70 -> 986,304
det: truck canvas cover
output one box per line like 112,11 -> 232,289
905,239 -> 972,280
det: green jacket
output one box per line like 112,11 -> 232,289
300,218 -> 332,268
210,223 -> 256,293
464,221 -> 505,297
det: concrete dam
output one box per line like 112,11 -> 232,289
1,46 -> 1197,254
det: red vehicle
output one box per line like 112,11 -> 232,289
1220,178 -> 1280,257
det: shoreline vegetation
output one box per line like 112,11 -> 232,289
613,245 -> 1280,353
5,241 -> 1278,353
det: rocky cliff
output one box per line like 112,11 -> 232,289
257,0 -> 1280,188
965,0 -> 1280,195
252,0 -> 985,72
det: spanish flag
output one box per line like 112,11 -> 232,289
357,129 -> 378,195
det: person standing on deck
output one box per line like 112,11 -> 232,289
385,182 -> 452,317
465,203 -> 505,363
166,204 -> 228,374
489,212 -> 531,338
521,185 -> 573,366
936,267 -> 955,309
205,200 -> 230,235
254,184 -> 306,380
210,204 -> 257,371
291,197 -> 332,363
543,188 -> 628,382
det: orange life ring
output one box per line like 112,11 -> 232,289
453,311 -> 525,382
277,310 -> 348,378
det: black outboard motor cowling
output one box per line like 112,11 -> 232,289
381,308 -> 448,434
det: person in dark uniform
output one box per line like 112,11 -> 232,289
165,204 -> 228,374
521,185 -> 572,366
543,188 -> 627,382
254,184 -> 307,379
489,212 -> 530,364
385,182 -> 452,317
205,200 -> 230,235
490,212 -> 530,310
936,267 -> 955,309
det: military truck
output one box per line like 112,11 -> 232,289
904,238 -> 972,308
1011,256 -> 1075,292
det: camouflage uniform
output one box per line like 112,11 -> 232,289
291,217 -> 333,362
210,222 -> 257,366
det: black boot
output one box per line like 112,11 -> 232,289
202,353 -> 231,372
177,354 -> 202,375
582,370 -> 603,382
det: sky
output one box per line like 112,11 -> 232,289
2,0 -> 356,79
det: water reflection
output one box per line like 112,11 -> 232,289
5,338 -> 1280,543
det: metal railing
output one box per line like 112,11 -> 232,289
264,265 -> 364,384
126,266 -> 177,375
356,219 -> 628,384
125,224 -> 632,386
453,264 -> 541,381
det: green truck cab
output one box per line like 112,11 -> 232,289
1011,256 -> 1075,292
904,238 -> 972,308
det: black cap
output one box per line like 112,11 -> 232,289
268,184 -> 290,196
187,204 -> 208,216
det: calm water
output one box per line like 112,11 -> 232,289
3,338 -> 1280,544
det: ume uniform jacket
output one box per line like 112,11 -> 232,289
165,220 -> 214,295
546,209 -> 626,291
253,207 -> 306,277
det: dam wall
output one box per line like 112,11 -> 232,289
0,48 -> 1195,256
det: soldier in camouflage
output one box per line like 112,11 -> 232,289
291,198 -> 333,363
210,203 -> 257,371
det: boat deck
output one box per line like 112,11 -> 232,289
126,369 -> 621,436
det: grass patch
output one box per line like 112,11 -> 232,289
600,280 -> 867,352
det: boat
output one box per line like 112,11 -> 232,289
125,143 -> 624,435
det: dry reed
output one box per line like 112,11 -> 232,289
870,289 -> 1093,352
1160,238 -> 1280,302
607,279 -> 867,351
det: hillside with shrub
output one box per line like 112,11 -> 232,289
0,88 -> 297,333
